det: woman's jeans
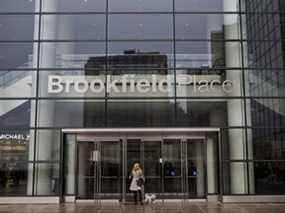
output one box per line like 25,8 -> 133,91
133,190 -> 142,204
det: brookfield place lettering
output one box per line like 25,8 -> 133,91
48,75 -> 234,94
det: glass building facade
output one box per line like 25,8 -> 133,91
0,0 -> 284,202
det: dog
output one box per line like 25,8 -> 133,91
144,193 -> 156,204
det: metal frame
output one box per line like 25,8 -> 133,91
62,128 -> 220,134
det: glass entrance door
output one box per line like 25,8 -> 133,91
75,136 -> 206,200
124,137 -> 206,200
184,139 -> 206,198
76,140 -> 122,200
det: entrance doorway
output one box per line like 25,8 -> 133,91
125,138 -> 206,200
63,129 -> 219,202
76,140 -> 122,199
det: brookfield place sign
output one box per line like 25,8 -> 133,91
48,75 -> 234,94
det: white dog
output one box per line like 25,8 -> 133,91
144,193 -> 156,204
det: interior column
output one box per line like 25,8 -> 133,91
224,0 -> 247,194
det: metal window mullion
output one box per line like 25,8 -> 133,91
105,0 -> 109,128
32,0 -> 43,196
173,0 -> 178,125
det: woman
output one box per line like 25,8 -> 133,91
129,163 -> 144,205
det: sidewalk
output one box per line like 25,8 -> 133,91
0,202 -> 284,213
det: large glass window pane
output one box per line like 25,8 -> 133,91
243,13 -> 283,42
249,98 -> 285,127
244,0 -> 282,12
187,139 -> 205,197
37,100 -> 105,128
176,41 -> 241,69
100,141 -> 122,195
245,40 -> 285,69
250,128 -> 285,160
222,162 -> 249,195
245,70 -> 285,97
35,130 -> 61,161
252,161 -> 285,194
176,99 -> 229,127
163,139 -> 181,194
0,100 -> 35,128
107,100 -> 176,127
143,140 -> 161,194
0,0 -> 35,12
221,128 -> 248,161
39,42 -> 105,69
0,71 -> 35,98
40,15 -> 106,41
0,161 -> 29,196
0,43 -> 36,69
175,0 -> 228,12
41,0 -> 106,12
176,14 -> 240,40
108,41 -> 174,69
34,163 -> 59,196
109,14 -> 172,40
76,141 -> 95,199
0,15 -> 35,41
109,0 -> 172,12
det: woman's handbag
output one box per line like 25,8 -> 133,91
137,177 -> 145,187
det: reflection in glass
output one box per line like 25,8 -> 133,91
0,71 -> 34,98
253,161 -> 285,194
41,0 -> 106,12
0,0 -> 35,12
107,101 -> 176,127
77,142 -> 95,199
175,0 -> 225,12
40,15 -> 106,40
34,163 -> 59,196
0,43 -> 34,69
176,14 -> 239,40
39,42 -> 105,69
109,0 -> 172,12
0,162 -> 28,196
37,100 -> 105,128
187,140 -> 205,196
0,16 -> 35,41
144,141 -> 161,194
163,139 -> 181,193
109,15 -> 172,40
0,100 -> 34,128
36,130 -> 61,161
176,41 -> 240,69
101,141 -> 122,195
